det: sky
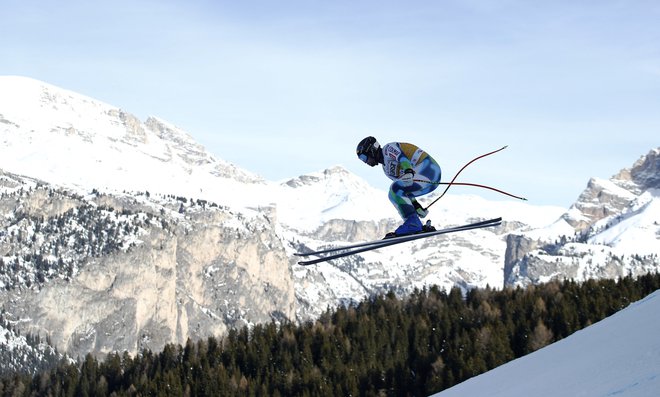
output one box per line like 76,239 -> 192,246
2,0 -> 659,207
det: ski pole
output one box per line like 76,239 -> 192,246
413,180 -> 527,201
422,145 -> 513,210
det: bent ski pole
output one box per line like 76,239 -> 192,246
424,145 -> 509,210
413,180 -> 527,201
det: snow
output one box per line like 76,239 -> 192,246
0,76 -> 264,209
434,289 -> 660,397
590,192 -> 660,256
0,76 -> 565,235
423,193 -> 562,229
590,177 -> 638,202
0,318 -> 62,374
274,166 -> 395,231
523,217 -> 576,241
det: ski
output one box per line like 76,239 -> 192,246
295,217 -> 501,257
296,217 -> 502,266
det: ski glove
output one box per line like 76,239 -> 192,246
400,169 -> 415,187
413,199 -> 428,218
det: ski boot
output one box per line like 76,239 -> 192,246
384,213 -> 423,239
422,219 -> 436,233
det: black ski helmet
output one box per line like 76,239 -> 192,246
356,136 -> 380,165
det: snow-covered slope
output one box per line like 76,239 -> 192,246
588,190 -> 660,254
0,75 -> 265,208
435,289 -> 660,397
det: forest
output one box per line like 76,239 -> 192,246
1,272 -> 659,397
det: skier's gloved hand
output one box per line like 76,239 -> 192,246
400,168 -> 415,187
412,199 -> 428,218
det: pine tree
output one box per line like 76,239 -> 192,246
4,272 -> 660,396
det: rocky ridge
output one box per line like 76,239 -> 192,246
504,148 -> 660,287
0,170 -> 294,360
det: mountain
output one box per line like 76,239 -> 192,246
289,191 -> 563,319
0,76 -> 301,362
0,76 -> 264,202
504,148 -> 660,287
0,169 -> 295,361
0,76 -> 658,367
435,288 -> 660,397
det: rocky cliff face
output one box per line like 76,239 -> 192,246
0,171 -> 295,359
504,148 -> 660,287
612,146 -> 660,192
562,148 -> 660,231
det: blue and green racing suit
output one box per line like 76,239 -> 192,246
381,142 -> 442,220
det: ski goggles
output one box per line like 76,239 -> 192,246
358,153 -> 369,163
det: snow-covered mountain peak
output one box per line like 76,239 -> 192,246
562,148 -> 660,241
0,76 -> 117,133
561,149 -> 659,231
0,76 -> 199,159
282,165 -> 364,188
505,147 -> 660,287
0,75 -> 263,201
275,165 -> 394,231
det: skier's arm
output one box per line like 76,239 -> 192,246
399,157 -> 413,173
397,152 -> 415,186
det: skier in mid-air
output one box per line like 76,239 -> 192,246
297,140 -> 515,265
356,136 -> 442,237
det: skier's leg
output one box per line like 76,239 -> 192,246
408,158 -> 442,218
388,182 -> 415,219
416,157 -> 442,187
388,182 -> 423,235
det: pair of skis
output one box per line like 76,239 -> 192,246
295,217 -> 502,266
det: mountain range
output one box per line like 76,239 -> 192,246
1,76 -> 658,368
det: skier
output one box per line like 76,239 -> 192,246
356,136 -> 442,237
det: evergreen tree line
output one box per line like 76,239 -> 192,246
2,273 -> 659,397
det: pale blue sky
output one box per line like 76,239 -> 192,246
3,0 -> 659,207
